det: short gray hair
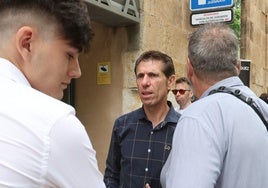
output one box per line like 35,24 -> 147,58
188,23 -> 239,81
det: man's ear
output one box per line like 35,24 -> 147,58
167,74 -> 176,91
15,26 -> 33,62
187,57 -> 193,79
236,59 -> 241,75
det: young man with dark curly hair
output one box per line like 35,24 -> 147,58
0,1 -> 105,187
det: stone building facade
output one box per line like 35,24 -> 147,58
241,0 -> 268,94
74,0 -> 268,172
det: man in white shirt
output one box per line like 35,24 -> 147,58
172,77 -> 194,114
0,1 -> 105,187
161,23 -> 268,188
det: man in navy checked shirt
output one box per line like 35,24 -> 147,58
104,50 -> 180,188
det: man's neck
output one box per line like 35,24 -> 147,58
144,102 -> 170,127
180,101 -> 192,110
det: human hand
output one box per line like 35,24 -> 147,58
144,183 -> 151,188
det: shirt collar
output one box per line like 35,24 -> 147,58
200,76 -> 244,99
0,57 -> 31,87
136,101 -> 180,124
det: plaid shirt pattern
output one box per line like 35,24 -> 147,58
104,102 -> 180,188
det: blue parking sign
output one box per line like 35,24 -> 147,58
190,0 -> 234,11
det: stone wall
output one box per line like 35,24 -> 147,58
123,0 -> 268,114
241,0 -> 268,95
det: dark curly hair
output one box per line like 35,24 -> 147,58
0,0 -> 94,52
260,93 -> 268,104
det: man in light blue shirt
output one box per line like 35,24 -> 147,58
160,23 -> 268,188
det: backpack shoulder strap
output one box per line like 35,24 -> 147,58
209,86 -> 268,131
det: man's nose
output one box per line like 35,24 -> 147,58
141,75 -> 150,86
69,59 -> 81,79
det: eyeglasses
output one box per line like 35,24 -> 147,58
172,89 -> 191,95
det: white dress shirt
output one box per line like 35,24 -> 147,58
0,58 -> 105,188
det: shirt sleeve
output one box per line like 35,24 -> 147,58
164,117 -> 223,188
45,113 -> 106,188
104,119 -> 121,188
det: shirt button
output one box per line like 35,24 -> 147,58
145,168 -> 148,172
150,131 -> 153,135
148,149 -> 151,153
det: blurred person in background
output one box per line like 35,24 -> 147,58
172,77 -> 194,114
260,93 -> 268,104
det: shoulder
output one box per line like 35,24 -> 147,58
166,105 -> 180,124
185,93 -> 242,116
115,107 -> 144,123
28,87 -> 74,121
179,93 -> 242,132
2,79 -> 75,127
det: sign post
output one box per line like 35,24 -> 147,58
191,9 -> 233,26
239,59 -> 251,87
190,0 -> 234,12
